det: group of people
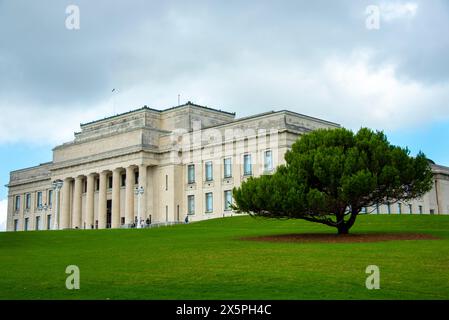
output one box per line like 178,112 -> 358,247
130,215 -> 190,228
132,217 -> 152,228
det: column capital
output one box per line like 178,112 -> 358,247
99,170 -> 109,177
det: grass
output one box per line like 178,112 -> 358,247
1,214 -> 449,300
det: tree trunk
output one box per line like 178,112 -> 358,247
336,209 -> 359,235
337,224 -> 349,235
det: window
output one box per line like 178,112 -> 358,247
37,192 -> 43,208
14,219 -> 18,231
187,165 -> 195,184
224,158 -> 232,178
83,180 -> 87,193
205,161 -> 213,181
95,179 -> 100,191
430,209 -> 435,215
224,190 -> 232,211
48,190 -> 53,207
121,174 -> 126,187
398,203 -> 402,214
35,216 -> 41,231
188,195 -> 195,215
264,150 -> 273,172
25,194 -> 31,210
108,176 -> 113,189
14,195 -> 20,212
47,215 -> 51,230
24,218 -> 29,231
121,217 -> 125,225
408,204 -> 412,214
243,154 -> 252,176
419,205 -> 423,214
205,192 -> 213,213
135,171 -> 139,185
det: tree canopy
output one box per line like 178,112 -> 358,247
232,127 -> 433,234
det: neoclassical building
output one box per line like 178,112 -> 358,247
5,102 -> 449,232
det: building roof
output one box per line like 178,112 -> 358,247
80,101 -> 236,127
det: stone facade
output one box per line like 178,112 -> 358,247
5,102 -> 449,232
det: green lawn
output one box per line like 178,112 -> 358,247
1,215 -> 449,300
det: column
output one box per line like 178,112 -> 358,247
86,173 -> 95,229
125,166 -> 135,225
112,168 -> 121,228
98,171 -> 108,229
72,176 -> 83,229
60,178 -> 72,229
139,164 -> 148,220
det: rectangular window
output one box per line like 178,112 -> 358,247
135,171 -> 139,185
243,154 -> 252,176
108,176 -> 113,189
224,158 -> 232,178
35,216 -> 40,231
96,179 -> 100,191
187,165 -> 195,184
14,219 -> 18,231
83,180 -> 87,193
37,191 -> 43,208
419,205 -> 423,214
47,215 -> 51,230
205,161 -> 213,181
48,190 -> 53,207
205,192 -> 213,213
264,150 -> 273,172
14,195 -> 20,211
25,193 -> 31,210
224,190 -> 232,211
188,195 -> 195,215
121,174 -> 126,187
24,218 -> 29,231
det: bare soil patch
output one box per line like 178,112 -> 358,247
243,233 -> 440,243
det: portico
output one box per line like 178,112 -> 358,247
52,164 -> 149,229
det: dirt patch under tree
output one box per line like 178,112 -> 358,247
242,233 -> 440,243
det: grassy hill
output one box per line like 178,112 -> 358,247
1,215 -> 449,300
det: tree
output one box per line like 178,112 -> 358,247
232,128 -> 433,234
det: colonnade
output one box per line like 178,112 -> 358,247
57,164 -> 147,229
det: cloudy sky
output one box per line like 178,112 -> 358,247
0,0 -> 448,230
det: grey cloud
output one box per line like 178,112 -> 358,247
0,0 -> 448,118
